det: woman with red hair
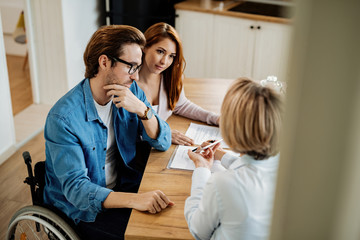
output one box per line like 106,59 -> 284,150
138,22 -> 219,146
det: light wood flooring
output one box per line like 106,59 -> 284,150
7,54 -> 33,115
0,55 -> 45,238
0,130 -> 45,239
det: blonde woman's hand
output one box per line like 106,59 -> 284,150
187,143 -> 220,169
171,129 -> 194,146
199,140 -> 226,160
216,116 -> 220,126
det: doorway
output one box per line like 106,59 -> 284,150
2,11 -> 51,147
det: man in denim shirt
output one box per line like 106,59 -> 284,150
43,25 -> 172,240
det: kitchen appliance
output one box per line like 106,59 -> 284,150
105,0 -> 184,32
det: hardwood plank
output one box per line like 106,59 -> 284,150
0,131 -> 45,239
6,54 -> 33,115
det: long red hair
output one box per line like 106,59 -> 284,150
144,22 -> 185,110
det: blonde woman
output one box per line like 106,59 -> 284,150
185,78 -> 283,240
138,22 -> 219,146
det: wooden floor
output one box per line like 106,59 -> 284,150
0,131 -> 45,239
7,54 -> 33,115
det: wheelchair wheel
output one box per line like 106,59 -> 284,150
7,205 -> 80,240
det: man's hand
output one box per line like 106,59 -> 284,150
131,190 -> 175,214
104,84 -> 146,115
104,84 -> 160,139
103,190 -> 174,214
171,130 -> 194,146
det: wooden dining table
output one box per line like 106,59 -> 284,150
125,78 -> 235,240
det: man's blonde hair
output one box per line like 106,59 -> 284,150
220,78 -> 283,160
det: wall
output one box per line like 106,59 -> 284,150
62,0 -> 104,89
270,0 -> 360,239
0,12 -> 16,165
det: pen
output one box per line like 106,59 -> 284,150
192,139 -> 223,152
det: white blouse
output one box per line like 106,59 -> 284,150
184,153 -> 279,240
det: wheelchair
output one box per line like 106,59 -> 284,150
6,151 -> 81,240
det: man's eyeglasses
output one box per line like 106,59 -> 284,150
107,55 -> 142,75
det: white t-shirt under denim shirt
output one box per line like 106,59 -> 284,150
151,105 -> 159,114
184,153 -> 279,240
94,100 -> 117,189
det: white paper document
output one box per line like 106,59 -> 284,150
184,123 -> 229,148
168,145 -> 196,171
167,145 -> 227,172
167,123 -> 237,171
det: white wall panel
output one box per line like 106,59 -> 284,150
62,0 -> 100,89
0,12 -> 16,165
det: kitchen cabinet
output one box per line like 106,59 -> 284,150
251,19 -> 292,81
175,9 -> 292,82
175,10 -> 214,78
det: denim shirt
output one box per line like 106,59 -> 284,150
43,78 -> 171,224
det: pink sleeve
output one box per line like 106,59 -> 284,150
173,87 -> 219,125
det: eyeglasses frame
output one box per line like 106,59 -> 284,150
107,55 -> 142,75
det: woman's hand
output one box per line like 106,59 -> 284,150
216,116 -> 220,126
187,142 -> 220,169
214,148 -> 226,160
171,129 -> 194,146
198,140 -> 226,160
